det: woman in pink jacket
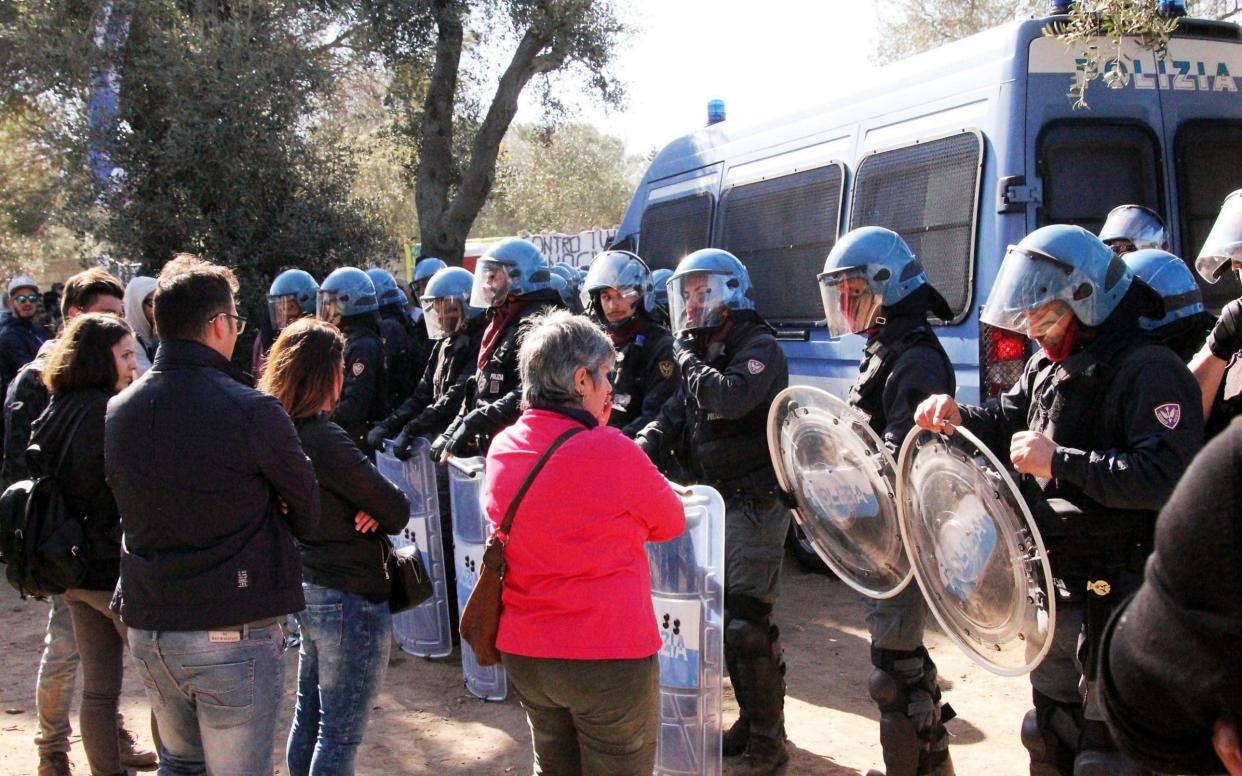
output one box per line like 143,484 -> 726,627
484,309 -> 685,776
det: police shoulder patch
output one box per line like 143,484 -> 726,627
351,361 -> 365,377
1153,402 -> 1181,430
658,360 -> 675,379
747,359 -> 765,375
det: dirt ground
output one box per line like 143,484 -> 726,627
0,552 -> 1032,775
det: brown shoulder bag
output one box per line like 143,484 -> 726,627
459,426 -> 583,666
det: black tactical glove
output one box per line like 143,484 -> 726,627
634,433 -> 658,463
365,424 -> 389,452
445,411 -> 486,456
429,432 -> 451,463
1207,298 -> 1242,360
392,427 -> 416,460
671,335 -> 699,369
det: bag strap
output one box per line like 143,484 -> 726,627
494,426 -> 583,543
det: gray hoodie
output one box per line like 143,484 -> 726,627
123,276 -> 159,375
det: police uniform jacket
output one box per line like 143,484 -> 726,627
958,299 -> 1203,581
850,312 -> 955,455
333,315 -> 389,447
378,306 -> 416,405
381,315 -> 485,439
638,311 -> 788,492
608,317 -> 677,437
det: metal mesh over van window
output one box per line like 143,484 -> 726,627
850,132 -> 982,321
1176,121 -> 1242,310
638,193 -> 713,271
719,164 -> 844,323
1039,124 -> 1162,236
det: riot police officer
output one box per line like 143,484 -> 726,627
256,268 -> 318,377
1098,204 -> 1168,255
582,251 -> 677,437
368,267 -> 421,406
819,227 -> 956,776
550,262 -> 584,314
1191,189 -> 1242,436
635,249 -> 790,775
318,267 -> 388,451
914,225 -> 1203,776
1119,249 -> 1212,363
651,267 -> 673,327
433,238 -> 562,459
412,257 -> 447,300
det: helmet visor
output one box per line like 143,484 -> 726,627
1100,207 -> 1166,252
588,285 -> 642,326
981,247 -> 1094,335
422,296 -> 465,340
818,267 -> 883,337
316,290 -> 341,327
1196,193 -> 1242,283
470,259 -> 513,308
268,294 -> 305,331
668,272 -> 729,335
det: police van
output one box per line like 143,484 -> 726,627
612,10 -> 1242,404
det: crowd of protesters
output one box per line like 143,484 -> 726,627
0,190 -> 1239,776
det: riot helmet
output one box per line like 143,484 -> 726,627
582,251 -> 654,330
412,257 -> 447,297
365,268 -> 405,309
652,268 -> 673,310
469,238 -> 551,309
317,267 -> 378,326
1099,204 -> 1169,255
818,227 -> 951,337
548,274 -> 575,309
1196,189 -> 1242,283
420,266 -> 481,340
667,249 -> 754,336
1121,249 -> 1206,331
267,269 -> 318,331
549,263 -> 579,290
982,225 -> 1132,339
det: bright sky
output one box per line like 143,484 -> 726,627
515,1 -> 882,155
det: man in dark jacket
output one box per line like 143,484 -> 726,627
435,238 -> 562,460
637,249 -> 790,776
106,254 -> 319,776
319,267 -> 388,452
916,226 -> 1203,776
0,275 -> 51,404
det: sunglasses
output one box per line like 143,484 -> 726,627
11,294 -> 39,304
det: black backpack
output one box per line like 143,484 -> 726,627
0,408 -> 89,599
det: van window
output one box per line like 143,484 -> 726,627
638,193 -> 714,271
1176,121 -> 1242,310
1038,123 -> 1162,234
719,163 -> 845,324
850,131 -> 983,322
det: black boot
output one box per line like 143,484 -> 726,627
723,716 -> 750,757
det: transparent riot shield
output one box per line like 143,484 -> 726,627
766,385 -> 912,599
448,455 -> 507,701
376,439 -> 453,659
648,484 -> 725,776
896,426 -> 1056,676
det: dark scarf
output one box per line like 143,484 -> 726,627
478,296 -> 534,368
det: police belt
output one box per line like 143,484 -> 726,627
704,466 -> 778,498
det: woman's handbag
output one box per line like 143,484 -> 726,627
459,426 -> 582,666
386,540 -> 434,614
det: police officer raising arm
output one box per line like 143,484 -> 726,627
636,249 -> 790,776
914,225 -> 1203,776
821,227 -> 958,776
1190,189 -> 1242,434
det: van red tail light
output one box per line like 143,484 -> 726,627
980,323 -> 1029,400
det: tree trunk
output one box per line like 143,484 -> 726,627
414,0 -> 465,262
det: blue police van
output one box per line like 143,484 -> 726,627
612,11 -> 1242,404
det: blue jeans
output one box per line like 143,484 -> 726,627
129,622 -> 288,776
286,584 -> 392,776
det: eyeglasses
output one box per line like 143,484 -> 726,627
211,312 -> 247,334
11,294 -> 39,304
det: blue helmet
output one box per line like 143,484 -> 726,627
651,268 -> 673,309
317,267 -> 378,323
420,266 -> 482,339
818,227 -> 950,336
548,274 -> 575,309
267,269 -> 318,331
412,257 -> 447,285
550,263 -> 579,288
583,251 -> 655,326
469,238 -> 551,308
1196,189 -> 1242,283
1121,249 -> 1206,331
365,268 -> 406,309
667,249 -> 754,335
1099,204 -> 1168,253
982,225 -> 1132,333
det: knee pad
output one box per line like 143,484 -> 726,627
725,617 -> 771,658
869,667 -> 909,713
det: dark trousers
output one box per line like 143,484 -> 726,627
502,653 -> 659,776
62,588 -> 127,776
